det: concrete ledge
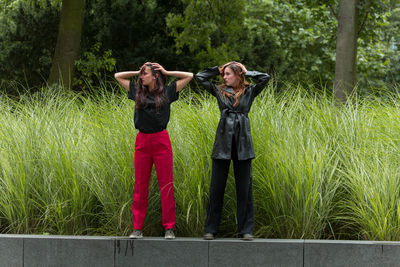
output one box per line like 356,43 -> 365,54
0,236 -> 23,267
209,239 -> 303,267
115,238 -> 209,267
1,235 -> 400,267
24,236 -> 114,267
304,240 -> 400,267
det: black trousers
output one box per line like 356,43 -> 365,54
204,157 -> 254,235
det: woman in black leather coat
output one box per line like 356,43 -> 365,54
195,61 -> 270,240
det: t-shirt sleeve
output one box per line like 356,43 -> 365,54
165,82 -> 179,103
127,81 -> 136,100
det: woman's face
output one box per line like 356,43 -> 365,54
223,66 -> 239,88
140,66 -> 156,87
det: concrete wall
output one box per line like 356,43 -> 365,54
1,234 -> 400,267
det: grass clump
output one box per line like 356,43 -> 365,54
1,84 -> 400,240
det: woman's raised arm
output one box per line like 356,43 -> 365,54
246,71 -> 270,97
152,63 -> 193,92
195,66 -> 220,96
114,70 -> 140,91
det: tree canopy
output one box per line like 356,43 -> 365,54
0,0 -> 398,94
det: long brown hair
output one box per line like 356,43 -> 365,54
135,63 -> 167,112
218,63 -> 248,107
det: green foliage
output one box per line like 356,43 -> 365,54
74,42 -> 116,86
0,0 -> 398,92
240,1 -> 336,85
166,0 -> 246,68
0,0 -> 60,92
167,0 -> 340,85
0,0 -> 187,91
353,0 -> 393,89
167,0 -> 398,90
386,3 -> 400,85
82,0 -> 186,73
2,83 -> 400,239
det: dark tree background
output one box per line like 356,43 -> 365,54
0,0 -> 398,100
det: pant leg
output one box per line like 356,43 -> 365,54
204,158 -> 231,234
153,130 -> 176,230
132,132 -> 153,230
233,159 -> 254,235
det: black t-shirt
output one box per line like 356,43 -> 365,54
128,81 -> 179,133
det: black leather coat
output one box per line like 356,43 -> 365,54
195,66 -> 270,160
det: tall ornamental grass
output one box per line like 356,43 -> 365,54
1,84 -> 400,240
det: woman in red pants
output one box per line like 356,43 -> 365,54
115,62 -> 193,239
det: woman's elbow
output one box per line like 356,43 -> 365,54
186,73 -> 194,81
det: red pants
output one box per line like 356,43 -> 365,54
132,130 -> 176,230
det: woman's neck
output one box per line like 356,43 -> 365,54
148,82 -> 155,92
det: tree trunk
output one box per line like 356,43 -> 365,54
334,0 -> 358,104
48,0 -> 84,88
